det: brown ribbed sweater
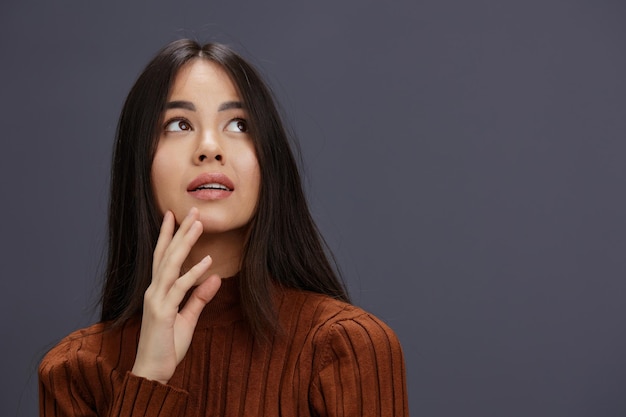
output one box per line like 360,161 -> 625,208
39,277 -> 408,416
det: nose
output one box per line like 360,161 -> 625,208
194,129 -> 224,164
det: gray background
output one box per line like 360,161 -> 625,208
1,0 -> 625,416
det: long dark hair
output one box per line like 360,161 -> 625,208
100,39 -> 349,335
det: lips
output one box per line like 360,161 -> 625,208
187,173 -> 234,200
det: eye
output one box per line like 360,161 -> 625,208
164,118 -> 192,132
225,118 -> 248,133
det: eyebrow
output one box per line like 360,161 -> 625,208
165,101 -> 196,111
218,101 -> 244,111
164,100 -> 244,112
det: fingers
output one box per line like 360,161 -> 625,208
135,207 -> 220,384
153,210 -> 175,270
165,254 -> 215,308
179,273 -> 222,325
152,208 -> 203,296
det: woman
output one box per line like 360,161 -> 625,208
39,39 -> 408,416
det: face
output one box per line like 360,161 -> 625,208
151,59 -> 261,235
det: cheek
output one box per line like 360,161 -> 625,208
233,148 -> 261,208
150,149 -> 178,208
243,155 -> 261,196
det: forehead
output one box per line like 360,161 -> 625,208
168,59 -> 240,100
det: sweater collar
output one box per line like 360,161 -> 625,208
195,275 -> 244,327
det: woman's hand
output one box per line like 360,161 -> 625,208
131,207 -> 221,385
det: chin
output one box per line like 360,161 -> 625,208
198,217 -> 251,236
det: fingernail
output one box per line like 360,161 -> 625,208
201,255 -> 212,264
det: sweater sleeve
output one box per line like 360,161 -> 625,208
310,314 -> 409,417
38,339 -> 189,417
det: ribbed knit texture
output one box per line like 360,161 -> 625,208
39,277 -> 408,416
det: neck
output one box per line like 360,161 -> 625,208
184,229 -> 247,283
